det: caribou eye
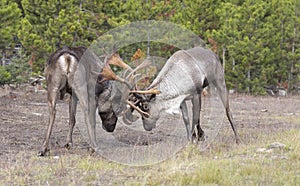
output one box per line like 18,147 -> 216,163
132,96 -> 137,102
142,103 -> 149,111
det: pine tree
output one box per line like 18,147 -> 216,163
0,0 -> 21,65
9,0 -> 300,93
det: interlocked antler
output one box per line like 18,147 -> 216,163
100,54 -> 160,118
102,56 -> 160,93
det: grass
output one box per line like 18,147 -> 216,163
1,95 -> 300,185
1,128 -> 299,185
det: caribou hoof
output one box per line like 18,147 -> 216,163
37,148 -> 50,157
191,132 -> 207,143
235,136 -> 241,144
198,134 -> 207,142
88,147 -> 96,155
191,134 -> 198,144
64,142 -> 73,150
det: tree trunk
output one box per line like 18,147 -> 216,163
222,46 -> 226,73
247,69 -> 251,93
288,27 -> 296,91
1,48 -> 6,66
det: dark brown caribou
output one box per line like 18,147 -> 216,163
38,46 -> 124,156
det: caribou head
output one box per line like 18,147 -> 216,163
100,56 -> 164,131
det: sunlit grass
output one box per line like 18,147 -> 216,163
1,129 -> 299,185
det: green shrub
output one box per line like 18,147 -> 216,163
0,65 -> 12,86
0,50 -> 31,86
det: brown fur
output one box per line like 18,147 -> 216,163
39,46 -> 117,156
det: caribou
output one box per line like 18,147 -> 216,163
38,46 -> 128,156
101,46 -> 240,143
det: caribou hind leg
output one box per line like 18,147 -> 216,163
64,94 -> 78,149
191,94 -> 205,142
214,79 -> 241,144
180,101 -> 191,140
225,105 -> 241,144
38,88 -> 59,156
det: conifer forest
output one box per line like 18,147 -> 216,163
1,0 -> 300,94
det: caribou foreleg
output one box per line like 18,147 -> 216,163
73,66 -> 97,150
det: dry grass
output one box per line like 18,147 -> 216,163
1,128 -> 299,185
1,94 -> 300,185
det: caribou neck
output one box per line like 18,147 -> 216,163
148,50 -> 208,102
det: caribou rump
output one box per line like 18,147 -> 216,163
39,46 -> 118,156
101,46 -> 240,143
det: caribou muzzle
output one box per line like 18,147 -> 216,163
100,111 -> 117,132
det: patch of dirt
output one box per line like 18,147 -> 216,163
0,86 -> 85,160
0,86 -> 300,163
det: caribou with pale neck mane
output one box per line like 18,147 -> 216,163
101,46 -> 240,143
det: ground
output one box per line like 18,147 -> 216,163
0,85 -> 299,185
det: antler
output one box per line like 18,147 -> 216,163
126,59 -> 151,79
126,100 -> 150,118
130,88 -> 161,94
100,52 -> 160,118
101,56 -> 152,90
108,53 -> 132,71
101,63 -> 132,88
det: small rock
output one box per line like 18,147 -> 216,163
265,149 -> 273,153
268,142 -> 286,149
256,147 -> 274,153
261,109 -> 268,112
281,155 -> 288,159
278,89 -> 287,96
256,148 -> 267,153
271,155 -> 278,159
284,112 -> 294,116
32,112 -> 42,116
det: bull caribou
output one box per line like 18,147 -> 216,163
101,46 -> 240,143
39,46 -> 125,156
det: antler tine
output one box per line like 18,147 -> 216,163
126,100 -> 150,118
99,46 -> 132,71
126,59 -> 151,79
100,64 -> 132,88
130,88 -> 161,94
121,67 -> 133,78
133,75 -> 150,86
99,51 -> 138,89
130,73 -> 142,84
108,54 -> 133,71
